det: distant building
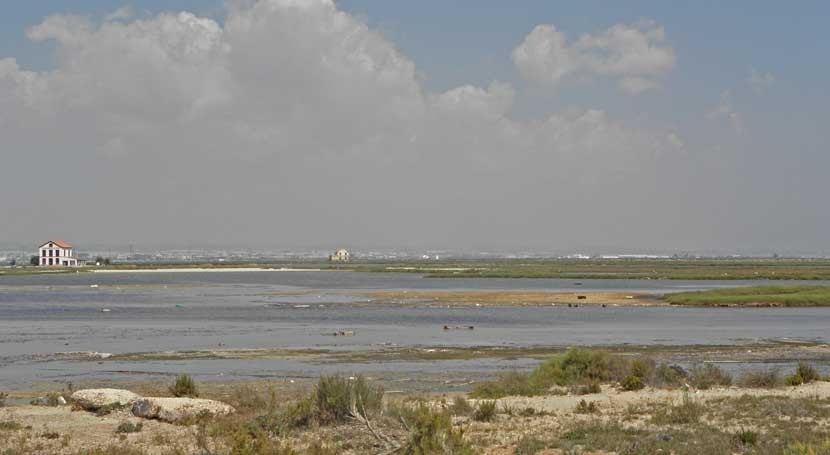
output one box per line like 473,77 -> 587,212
329,248 -> 351,262
38,240 -> 78,266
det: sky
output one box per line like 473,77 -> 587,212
1,0 -> 828,254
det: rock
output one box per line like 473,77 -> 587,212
71,388 -> 141,411
132,397 -> 234,423
57,396 -> 67,405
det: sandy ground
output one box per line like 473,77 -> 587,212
0,406 -> 194,454
3,382 -> 830,454
494,380 -> 830,414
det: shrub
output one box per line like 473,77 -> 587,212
734,428 -> 758,446
651,395 -> 704,425
739,369 -> 781,388
229,384 -> 271,412
794,362 -> 821,384
0,392 -> 7,407
532,349 -> 618,387
784,440 -> 830,455
315,375 -> 383,424
115,421 -> 143,434
573,381 -> 601,395
223,422 -> 285,455
449,396 -> 473,416
472,400 -> 497,422
471,349 -> 653,399
574,399 -> 599,414
253,394 -> 315,437
96,402 -> 128,416
469,372 -> 541,399
402,404 -> 473,455
653,363 -> 686,388
518,407 -> 537,417
515,435 -> 546,455
169,374 -> 198,397
0,420 -> 22,431
689,364 -> 732,389
628,357 -> 655,380
787,374 -> 806,386
620,374 -> 644,391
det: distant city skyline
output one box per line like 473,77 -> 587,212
2,1 -> 829,252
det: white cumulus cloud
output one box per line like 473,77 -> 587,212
512,20 -> 675,94
0,0 -> 687,247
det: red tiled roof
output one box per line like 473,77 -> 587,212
39,240 -> 72,249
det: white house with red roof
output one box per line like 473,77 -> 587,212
38,240 -> 78,266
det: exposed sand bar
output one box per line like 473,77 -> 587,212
91,267 -> 323,273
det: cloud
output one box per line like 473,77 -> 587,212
706,90 -> 744,135
0,0 -> 687,248
747,67 -> 775,93
512,20 -> 675,94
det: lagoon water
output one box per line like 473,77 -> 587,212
2,271 -> 830,389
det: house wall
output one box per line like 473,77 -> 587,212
38,243 -> 76,266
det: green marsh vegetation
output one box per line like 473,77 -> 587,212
470,348 -> 687,398
665,285 -> 830,306
357,257 -> 830,280
9,257 -> 830,280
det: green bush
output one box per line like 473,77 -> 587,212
628,357 -> 655,380
532,349 -> 620,387
574,399 -> 599,414
449,396 -> 473,416
253,396 -> 315,436
798,362 -> 821,382
469,372 -> 541,399
169,374 -> 198,397
734,428 -> 758,446
0,420 -> 22,431
402,404 -> 473,455
115,421 -> 143,434
620,375 -> 644,391
689,364 -> 732,389
283,396 -> 315,429
789,362 -> 821,386
515,435 -> 546,455
0,392 -> 7,407
739,369 -> 781,388
784,440 -> 830,455
651,395 -> 704,425
315,375 -> 383,424
653,364 -> 686,388
472,400 -> 497,422
573,380 -> 601,395
787,374 -> 806,386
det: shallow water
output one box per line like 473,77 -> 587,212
2,271 -> 830,389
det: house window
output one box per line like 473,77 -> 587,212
42,250 -> 46,257
48,258 -> 53,266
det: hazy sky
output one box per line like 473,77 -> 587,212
1,1 -> 828,253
